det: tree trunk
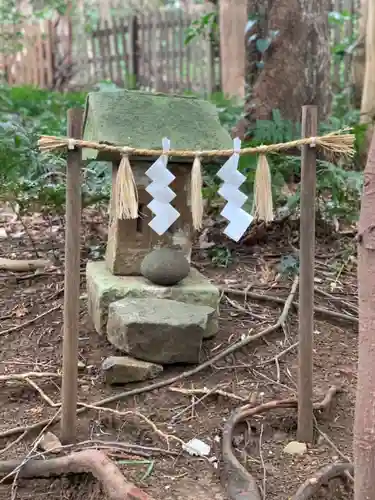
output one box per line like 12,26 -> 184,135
360,0 -> 375,125
219,0 -> 247,99
234,0 -> 331,137
355,130 -> 375,500
352,0 -> 367,109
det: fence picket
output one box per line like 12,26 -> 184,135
1,1 -> 359,98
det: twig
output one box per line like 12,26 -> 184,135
259,424 -> 266,500
24,378 -> 58,407
170,385 -> 220,423
224,295 -> 266,320
0,305 -> 61,337
258,341 -> 298,368
77,403 -> 186,450
313,415 -> 351,464
291,462 -> 353,500
169,386 -> 246,403
0,432 -> 28,458
221,286 -> 358,324
9,201 -> 40,259
0,281 -> 303,441
314,286 -> 358,314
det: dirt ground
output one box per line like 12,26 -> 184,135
0,209 -> 357,500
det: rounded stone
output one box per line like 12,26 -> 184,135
140,248 -> 190,286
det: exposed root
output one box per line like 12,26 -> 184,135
291,462 -> 354,500
220,386 -> 341,500
0,450 -> 154,500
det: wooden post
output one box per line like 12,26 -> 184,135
60,108 -> 83,444
130,15 -> 139,89
297,105 -> 317,443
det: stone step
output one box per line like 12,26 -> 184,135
101,356 -> 163,384
106,298 -> 216,364
86,260 -> 220,339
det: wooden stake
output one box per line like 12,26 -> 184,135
297,105 -> 317,443
60,108 -> 83,444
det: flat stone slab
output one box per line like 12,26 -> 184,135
107,298 -> 214,364
101,356 -> 163,384
86,261 -> 220,339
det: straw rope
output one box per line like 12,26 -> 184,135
38,129 -> 355,159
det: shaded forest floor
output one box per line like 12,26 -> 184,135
0,208 -> 356,500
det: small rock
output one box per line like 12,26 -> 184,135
107,298 -> 215,364
140,248 -> 190,286
101,355 -> 163,384
77,360 -> 86,371
0,228 -> 7,239
38,432 -> 62,453
283,441 -> 307,455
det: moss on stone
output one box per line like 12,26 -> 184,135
82,90 -> 232,163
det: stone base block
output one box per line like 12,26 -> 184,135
86,261 -> 220,339
107,298 -> 214,364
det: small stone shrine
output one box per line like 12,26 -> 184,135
85,90 -> 233,374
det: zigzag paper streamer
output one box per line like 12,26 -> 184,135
216,138 -> 253,242
145,138 -> 179,235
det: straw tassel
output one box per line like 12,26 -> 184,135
190,154 -> 204,230
115,153 -> 139,219
252,154 -> 274,222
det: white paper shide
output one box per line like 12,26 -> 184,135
145,138 -> 179,235
217,138 -> 253,242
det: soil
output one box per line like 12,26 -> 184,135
0,208 -> 357,500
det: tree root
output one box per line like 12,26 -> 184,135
290,462 -> 354,500
0,450 -> 154,500
0,258 -> 51,272
220,386 -> 341,500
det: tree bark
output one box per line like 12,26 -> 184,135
360,0 -> 375,125
352,0 -> 367,109
234,0 -> 331,137
355,130 -> 375,500
219,0 -> 247,99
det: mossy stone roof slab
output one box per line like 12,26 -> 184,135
82,90 -> 233,163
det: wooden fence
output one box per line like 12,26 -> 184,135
1,8 -> 218,96
0,1 -> 362,96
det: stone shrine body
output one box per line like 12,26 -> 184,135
84,90 -> 232,374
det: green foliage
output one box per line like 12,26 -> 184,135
184,11 -> 217,45
0,84 -> 111,215
209,247 -> 233,268
200,96 -> 363,226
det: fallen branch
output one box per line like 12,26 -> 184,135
0,277 -> 301,440
220,386 -> 342,500
221,286 -> 358,324
291,462 -> 353,500
0,450 -> 154,500
0,372 -> 60,382
0,258 -> 51,272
